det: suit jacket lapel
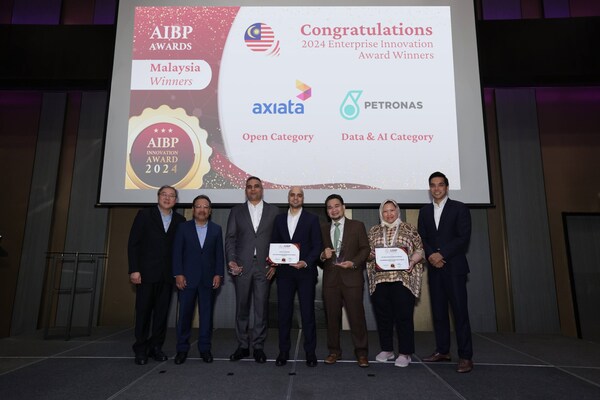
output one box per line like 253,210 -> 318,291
151,207 -> 167,235
341,220 -> 350,248
166,211 -> 181,235
192,221 -> 204,250
290,211 -> 305,242
323,223 -> 333,248
255,202 -> 268,234
281,213 -> 291,242
423,203 -> 437,231
438,199 -> 451,230
240,202 -> 255,233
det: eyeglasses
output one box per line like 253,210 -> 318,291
193,205 -> 211,209
159,193 -> 176,199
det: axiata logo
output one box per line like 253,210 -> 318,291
252,81 -> 311,115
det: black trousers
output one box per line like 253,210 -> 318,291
277,276 -> 317,354
132,280 -> 172,355
428,269 -> 473,359
371,281 -> 416,355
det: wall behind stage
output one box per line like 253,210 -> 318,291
4,85 -> 599,338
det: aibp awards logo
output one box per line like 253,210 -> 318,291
340,90 -> 363,120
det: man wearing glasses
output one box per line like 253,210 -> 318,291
128,185 -> 186,365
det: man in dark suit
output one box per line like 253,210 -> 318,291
128,185 -> 186,365
226,176 -> 279,363
271,186 -> 323,367
418,171 -> 474,373
319,194 -> 370,367
172,194 -> 224,365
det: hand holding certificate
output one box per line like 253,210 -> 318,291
375,247 -> 409,270
268,243 -> 300,264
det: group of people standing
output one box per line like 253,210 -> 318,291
127,172 -> 473,374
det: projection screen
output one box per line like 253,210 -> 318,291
99,0 -> 490,205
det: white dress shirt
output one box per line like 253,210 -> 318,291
433,196 -> 449,229
247,200 -> 264,232
287,208 -> 302,239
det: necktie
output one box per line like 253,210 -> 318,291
333,222 -> 341,253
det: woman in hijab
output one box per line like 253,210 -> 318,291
367,199 -> 424,368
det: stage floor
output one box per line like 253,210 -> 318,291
1,327 -> 599,399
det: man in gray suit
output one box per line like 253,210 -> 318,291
226,176 -> 279,363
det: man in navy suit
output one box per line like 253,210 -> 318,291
128,185 -> 186,365
172,194 -> 224,365
418,171 -> 474,373
271,186 -> 323,367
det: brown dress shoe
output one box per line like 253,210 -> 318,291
324,354 -> 340,364
357,356 -> 369,368
423,352 -> 451,362
457,359 -> 473,373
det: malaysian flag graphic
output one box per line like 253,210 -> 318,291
244,22 -> 280,56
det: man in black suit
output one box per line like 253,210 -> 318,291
128,185 -> 186,365
226,176 -> 279,363
418,171 -> 474,373
271,186 -> 323,367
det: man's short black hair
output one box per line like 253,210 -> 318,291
246,176 -> 262,185
193,194 -> 212,208
157,185 -> 178,198
428,171 -> 449,186
325,194 -> 344,206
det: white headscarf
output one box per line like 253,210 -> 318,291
379,199 -> 402,229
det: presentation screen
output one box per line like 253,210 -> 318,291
100,0 -> 490,205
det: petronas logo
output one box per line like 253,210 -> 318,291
340,90 -> 362,120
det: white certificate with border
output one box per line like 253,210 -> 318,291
269,243 -> 300,264
375,247 -> 409,270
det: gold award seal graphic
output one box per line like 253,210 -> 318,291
126,105 -> 212,189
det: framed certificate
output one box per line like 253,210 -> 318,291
375,247 -> 409,270
268,243 -> 300,264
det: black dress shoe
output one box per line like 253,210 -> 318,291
230,347 -> 250,361
253,349 -> 267,364
200,351 -> 213,363
134,354 -> 148,365
306,352 -> 318,367
148,348 -> 168,362
275,351 -> 289,366
174,352 -> 188,365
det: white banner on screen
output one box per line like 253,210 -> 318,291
219,7 -> 459,190
131,60 -> 212,90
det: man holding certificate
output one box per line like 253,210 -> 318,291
318,194 -> 370,367
270,186 -> 322,367
366,199 -> 424,368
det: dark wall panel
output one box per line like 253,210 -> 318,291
11,93 -> 67,336
564,214 -> 600,341
0,92 -> 42,337
495,88 -> 559,334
